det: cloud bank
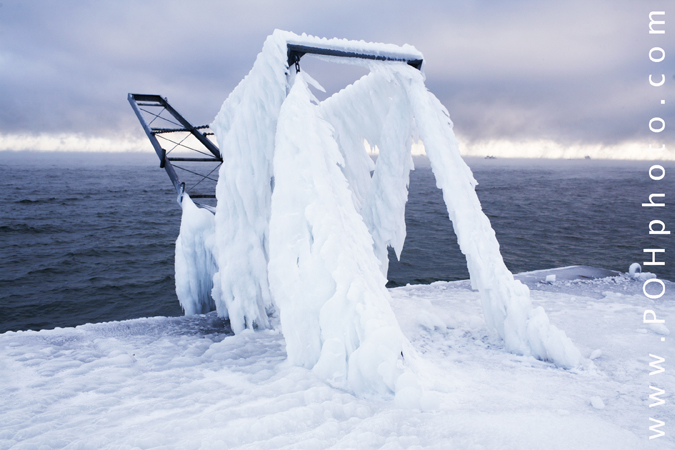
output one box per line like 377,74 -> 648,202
0,0 -> 673,157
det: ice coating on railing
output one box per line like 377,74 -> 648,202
285,34 -> 423,65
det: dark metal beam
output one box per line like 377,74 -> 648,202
287,43 -> 423,71
128,94 -> 182,194
167,157 -> 221,162
128,94 -> 222,160
152,125 -> 211,134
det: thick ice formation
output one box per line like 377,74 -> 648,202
319,69 -> 414,274
176,30 -> 581,396
318,70 -> 391,211
174,194 -> 216,315
358,70 -> 414,275
268,72 -> 419,396
208,34 -> 289,333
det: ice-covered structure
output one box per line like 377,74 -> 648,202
176,30 -> 581,398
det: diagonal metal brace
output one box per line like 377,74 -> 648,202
128,93 -> 222,203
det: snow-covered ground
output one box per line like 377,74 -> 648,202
1,273 -> 672,449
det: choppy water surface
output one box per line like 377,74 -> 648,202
0,152 -> 671,332
390,157 -> 674,287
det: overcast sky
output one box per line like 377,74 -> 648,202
0,0 -> 673,151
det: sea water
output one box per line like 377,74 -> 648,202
0,152 -> 671,333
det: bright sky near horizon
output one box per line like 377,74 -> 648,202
0,0 -> 673,158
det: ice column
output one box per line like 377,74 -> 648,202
175,194 -> 217,315
209,32 -> 289,333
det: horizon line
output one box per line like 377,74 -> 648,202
0,133 -> 672,161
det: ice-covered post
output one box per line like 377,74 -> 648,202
208,33 -> 290,333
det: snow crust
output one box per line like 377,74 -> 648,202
184,30 -> 583,397
1,276 -> 672,449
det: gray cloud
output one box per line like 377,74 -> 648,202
0,0 -> 673,147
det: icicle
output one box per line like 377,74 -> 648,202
393,64 -> 581,369
175,194 -> 217,315
319,71 -> 392,212
360,69 -> 414,275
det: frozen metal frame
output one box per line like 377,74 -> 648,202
129,43 -> 422,206
128,93 -> 222,203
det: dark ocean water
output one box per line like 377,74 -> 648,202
0,152 -> 672,333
